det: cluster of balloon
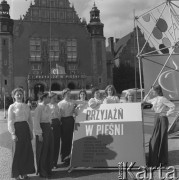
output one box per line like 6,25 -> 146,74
142,14 -> 179,54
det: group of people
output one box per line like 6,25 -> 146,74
7,84 -> 175,179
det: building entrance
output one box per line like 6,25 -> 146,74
51,83 -> 61,91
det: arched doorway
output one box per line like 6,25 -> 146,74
34,83 -> 45,100
51,83 -> 61,91
68,82 -> 76,90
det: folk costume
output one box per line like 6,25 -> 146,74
146,96 -> 175,167
34,103 -> 54,177
8,102 -> 35,178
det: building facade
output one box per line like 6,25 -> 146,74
106,28 -> 155,93
0,0 -> 108,100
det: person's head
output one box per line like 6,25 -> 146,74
12,88 -> 24,103
125,91 -> 134,102
152,85 -> 163,96
39,92 -> 50,104
49,92 -> 57,103
62,88 -> 71,99
91,87 -> 100,99
78,89 -> 87,101
105,85 -> 116,96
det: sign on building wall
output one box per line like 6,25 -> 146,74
71,103 -> 146,168
51,63 -> 65,74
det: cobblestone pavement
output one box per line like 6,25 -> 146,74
0,106 -> 179,180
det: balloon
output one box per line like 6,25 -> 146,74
142,13 -> 150,22
152,27 -> 163,39
156,18 -> 168,32
162,37 -> 172,48
159,44 -> 169,54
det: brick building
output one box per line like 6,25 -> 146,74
0,0 -> 108,100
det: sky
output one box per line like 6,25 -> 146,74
5,0 -> 166,40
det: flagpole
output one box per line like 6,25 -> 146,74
133,9 -> 137,102
135,17 -> 143,101
49,0 -> 52,92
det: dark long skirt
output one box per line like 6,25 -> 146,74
11,121 -> 35,178
51,118 -> 61,167
36,123 -> 54,177
60,116 -> 74,162
148,114 -> 168,167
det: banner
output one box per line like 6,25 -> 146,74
142,54 -> 179,100
71,103 -> 146,168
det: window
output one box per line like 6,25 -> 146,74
49,40 -> 59,61
30,38 -> 41,61
41,0 -> 46,6
59,12 -> 64,19
31,64 -> 41,70
67,39 -> 77,62
68,64 -> 77,71
50,0 -> 55,7
59,0 -> 64,7
3,39 -> 6,45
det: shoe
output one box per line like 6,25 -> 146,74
53,164 -> 58,169
15,175 -> 25,180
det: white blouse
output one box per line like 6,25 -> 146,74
88,98 -> 103,109
146,96 -> 175,116
8,102 -> 33,135
103,96 -> 120,104
48,103 -> 61,120
75,100 -> 88,114
33,103 -> 51,136
58,99 -> 75,117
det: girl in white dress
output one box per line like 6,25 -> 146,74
75,89 -> 88,115
8,88 -> 35,180
144,85 -> 175,167
58,88 -> 76,165
34,92 -> 54,178
48,92 -> 61,168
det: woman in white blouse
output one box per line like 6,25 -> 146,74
8,88 -> 35,180
34,92 -> 54,178
103,85 -> 120,104
48,92 -> 61,169
75,89 -> 88,115
144,85 -> 175,167
88,87 -> 103,108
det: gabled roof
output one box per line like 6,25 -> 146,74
114,32 -> 131,58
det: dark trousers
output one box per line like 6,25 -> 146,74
60,116 -> 74,162
148,114 -> 168,167
51,118 -> 61,166
12,121 -> 35,178
36,123 -> 54,177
